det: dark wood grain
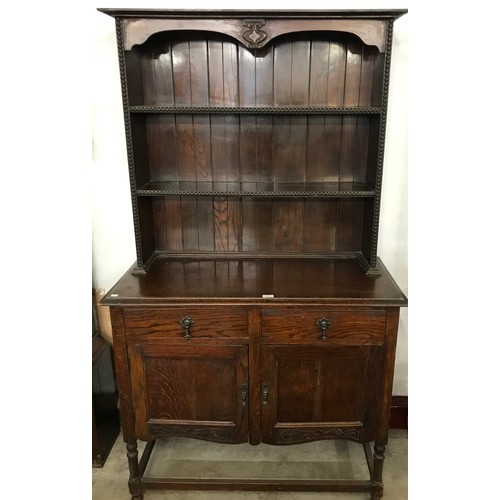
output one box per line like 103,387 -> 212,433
140,477 -> 372,492
116,17 -> 391,53
124,49 -> 144,111
128,344 -> 149,440
101,10 -> 407,500
261,308 -> 386,344
261,343 -> 384,445
276,355 -> 366,421
190,40 -> 214,251
336,199 -> 363,251
248,307 -> 262,445
304,200 -> 337,252
123,31 -> 389,260
288,41 -> 309,187
273,201 -> 304,252
253,46 -> 274,252
222,39 -> 240,182
128,342 -> 249,443
354,116 -> 370,185
306,39 -> 331,184
109,308 -> 142,497
359,46 -> 375,106
239,46 -> 257,252
140,41 -> 177,184
376,307 -> 400,445
100,8 -> 408,18
171,41 -> 197,253
146,356 -> 234,420
123,307 -> 248,338
102,257 -> 407,306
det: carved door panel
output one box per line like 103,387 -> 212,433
261,344 -> 384,445
128,341 -> 248,443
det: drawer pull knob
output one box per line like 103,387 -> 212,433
316,317 -> 331,341
180,316 -> 195,340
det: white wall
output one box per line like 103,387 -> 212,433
92,1 -> 408,395
378,14 -> 408,395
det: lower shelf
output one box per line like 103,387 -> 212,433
141,476 -> 372,492
136,180 -> 376,198
132,436 -> 380,496
93,430 -> 407,500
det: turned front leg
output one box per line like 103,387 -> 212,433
370,443 -> 385,500
370,308 -> 400,499
126,441 -> 143,500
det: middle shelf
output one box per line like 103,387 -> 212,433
129,106 -> 382,115
136,181 -> 376,198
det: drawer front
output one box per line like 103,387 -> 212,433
261,309 -> 386,345
123,307 -> 248,340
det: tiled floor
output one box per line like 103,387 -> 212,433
93,430 -> 407,500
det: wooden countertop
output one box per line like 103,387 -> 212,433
101,257 -> 407,307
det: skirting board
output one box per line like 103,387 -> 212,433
389,396 -> 408,429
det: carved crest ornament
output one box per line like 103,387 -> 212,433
242,19 -> 268,49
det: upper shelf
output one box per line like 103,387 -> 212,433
129,106 -> 382,116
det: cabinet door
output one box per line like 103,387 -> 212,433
128,341 -> 248,443
261,344 -> 383,445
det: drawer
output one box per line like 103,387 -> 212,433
261,309 -> 386,345
123,307 -> 248,340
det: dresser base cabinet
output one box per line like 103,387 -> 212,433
102,258 -> 406,500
